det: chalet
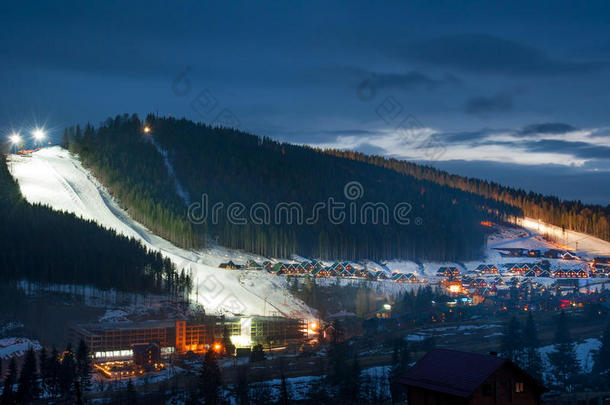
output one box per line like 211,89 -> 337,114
470,278 -> 488,288
506,264 -> 523,274
338,268 -> 354,278
331,262 -> 345,272
531,264 -> 543,274
311,260 -> 323,270
566,269 -> 578,278
363,271 -> 377,281
219,260 -> 240,270
520,263 -> 532,272
312,267 -> 333,278
342,262 -> 354,271
354,269 -> 369,278
524,270 -> 536,278
577,269 -> 589,278
493,276 -> 505,285
561,252 -> 579,261
270,263 -> 287,274
283,264 -> 297,274
245,260 -> 262,270
398,349 -> 547,405
544,249 -> 563,259
437,267 -> 460,277
475,264 -> 499,274
373,270 -> 388,280
496,247 -> 528,257
527,249 -> 541,258
300,261 -> 313,272
553,269 -> 567,278
392,273 -> 411,283
538,270 -> 551,278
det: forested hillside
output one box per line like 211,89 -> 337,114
66,114 -> 520,261
323,150 -> 610,242
0,154 -> 191,295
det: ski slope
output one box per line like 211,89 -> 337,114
8,147 -> 315,320
517,217 -> 610,256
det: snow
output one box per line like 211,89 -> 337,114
99,309 -> 130,323
539,338 -> 601,373
8,147 -> 315,320
0,337 -> 41,359
518,217 -> 610,256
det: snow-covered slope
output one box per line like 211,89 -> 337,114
518,217 -> 610,256
8,147 -> 315,319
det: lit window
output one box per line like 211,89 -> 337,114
515,382 -> 524,393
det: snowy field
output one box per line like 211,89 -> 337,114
0,337 -> 41,359
8,147 -> 314,320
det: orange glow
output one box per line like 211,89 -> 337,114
448,284 -> 461,293
480,221 -> 493,227
213,343 -> 222,351
143,126 -> 151,134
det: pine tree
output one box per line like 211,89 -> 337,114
48,347 -> 61,396
500,316 -> 523,363
594,322 -> 610,384
200,350 -> 222,405
39,347 -> 49,393
59,344 -> 76,397
76,338 -> 92,391
522,312 -> 543,381
389,338 -> 409,403
1,358 -> 17,405
547,311 -> 580,391
16,346 -> 39,403
126,379 -> 138,404
279,369 -> 290,405
234,365 -> 249,405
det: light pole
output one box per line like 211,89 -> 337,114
8,133 -> 22,171
32,128 -> 46,147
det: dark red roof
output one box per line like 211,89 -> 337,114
396,349 -> 508,398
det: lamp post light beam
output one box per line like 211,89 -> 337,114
8,133 -> 22,170
32,128 -> 46,146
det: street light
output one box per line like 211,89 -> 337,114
9,133 -> 22,145
33,128 -> 46,144
143,126 -> 151,134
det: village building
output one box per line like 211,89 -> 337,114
397,349 -> 547,405
219,260 -> 240,270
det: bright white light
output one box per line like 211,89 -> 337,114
9,133 -> 22,144
33,128 -> 46,141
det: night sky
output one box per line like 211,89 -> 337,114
2,1 -> 609,204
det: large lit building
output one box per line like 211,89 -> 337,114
70,316 -> 307,361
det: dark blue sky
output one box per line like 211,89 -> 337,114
2,1 -> 609,204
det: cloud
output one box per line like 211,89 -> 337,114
370,71 -> 459,90
519,122 -> 578,135
464,92 -> 514,115
522,139 -> 610,160
406,34 -> 605,76
306,122 -> 610,169
319,66 -> 459,91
